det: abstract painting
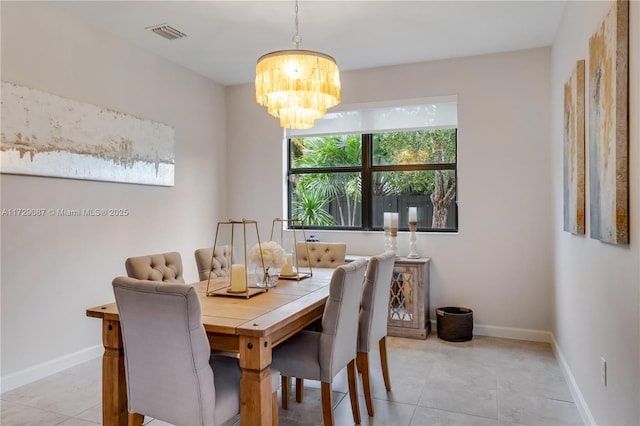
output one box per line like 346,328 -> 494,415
1,81 -> 175,186
588,0 -> 629,244
563,60 -> 585,235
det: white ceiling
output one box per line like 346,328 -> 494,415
53,1 -> 567,86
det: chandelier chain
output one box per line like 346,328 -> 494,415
292,0 -> 301,48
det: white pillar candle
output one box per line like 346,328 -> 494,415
281,253 -> 294,276
383,212 -> 391,228
408,207 -> 417,222
390,212 -> 399,229
230,263 -> 247,292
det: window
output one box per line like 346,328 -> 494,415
286,97 -> 458,232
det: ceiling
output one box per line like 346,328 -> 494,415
53,1 -> 567,86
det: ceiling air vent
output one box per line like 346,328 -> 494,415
147,24 -> 187,40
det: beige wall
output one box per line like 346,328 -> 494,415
1,1 -> 228,386
227,47 -> 554,338
551,1 -> 640,425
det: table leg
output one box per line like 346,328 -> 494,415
102,319 -> 128,426
239,335 -> 273,426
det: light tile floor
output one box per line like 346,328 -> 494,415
1,334 -> 583,426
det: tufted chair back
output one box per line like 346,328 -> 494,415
112,277 -> 242,426
125,252 -> 185,283
295,242 -> 346,269
319,257 -> 368,381
358,251 -> 395,352
194,246 -> 233,281
271,257 -> 368,425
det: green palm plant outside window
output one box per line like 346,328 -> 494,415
288,129 -> 457,231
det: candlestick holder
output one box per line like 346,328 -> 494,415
390,227 -> 399,259
407,221 -> 420,258
383,226 -> 391,252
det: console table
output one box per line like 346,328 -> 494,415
346,255 -> 431,339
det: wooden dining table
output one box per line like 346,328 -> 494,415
86,268 -> 335,426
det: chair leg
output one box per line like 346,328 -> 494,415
356,352 -> 363,373
295,378 -> 304,403
321,382 -> 334,426
379,336 -> 391,391
272,391 -> 279,426
347,359 -> 361,424
357,351 -> 374,416
281,376 -> 290,409
128,413 -> 143,426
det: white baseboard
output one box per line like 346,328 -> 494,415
1,344 -> 103,393
472,324 -> 553,342
550,334 -> 596,426
430,320 -> 553,342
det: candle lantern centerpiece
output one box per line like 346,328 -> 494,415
206,219 -> 267,298
270,218 -> 312,280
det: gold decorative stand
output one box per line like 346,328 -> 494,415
206,219 -> 266,298
270,218 -> 312,280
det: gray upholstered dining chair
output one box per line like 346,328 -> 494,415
295,242 -> 346,269
357,250 -> 396,417
125,251 -> 185,283
292,241 -> 347,403
194,246 -> 232,281
271,257 -> 368,426
112,277 -> 280,426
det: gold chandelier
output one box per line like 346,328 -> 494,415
255,1 -> 340,130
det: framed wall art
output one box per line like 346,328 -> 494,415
588,0 -> 629,244
563,59 -> 585,235
1,81 -> 175,186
